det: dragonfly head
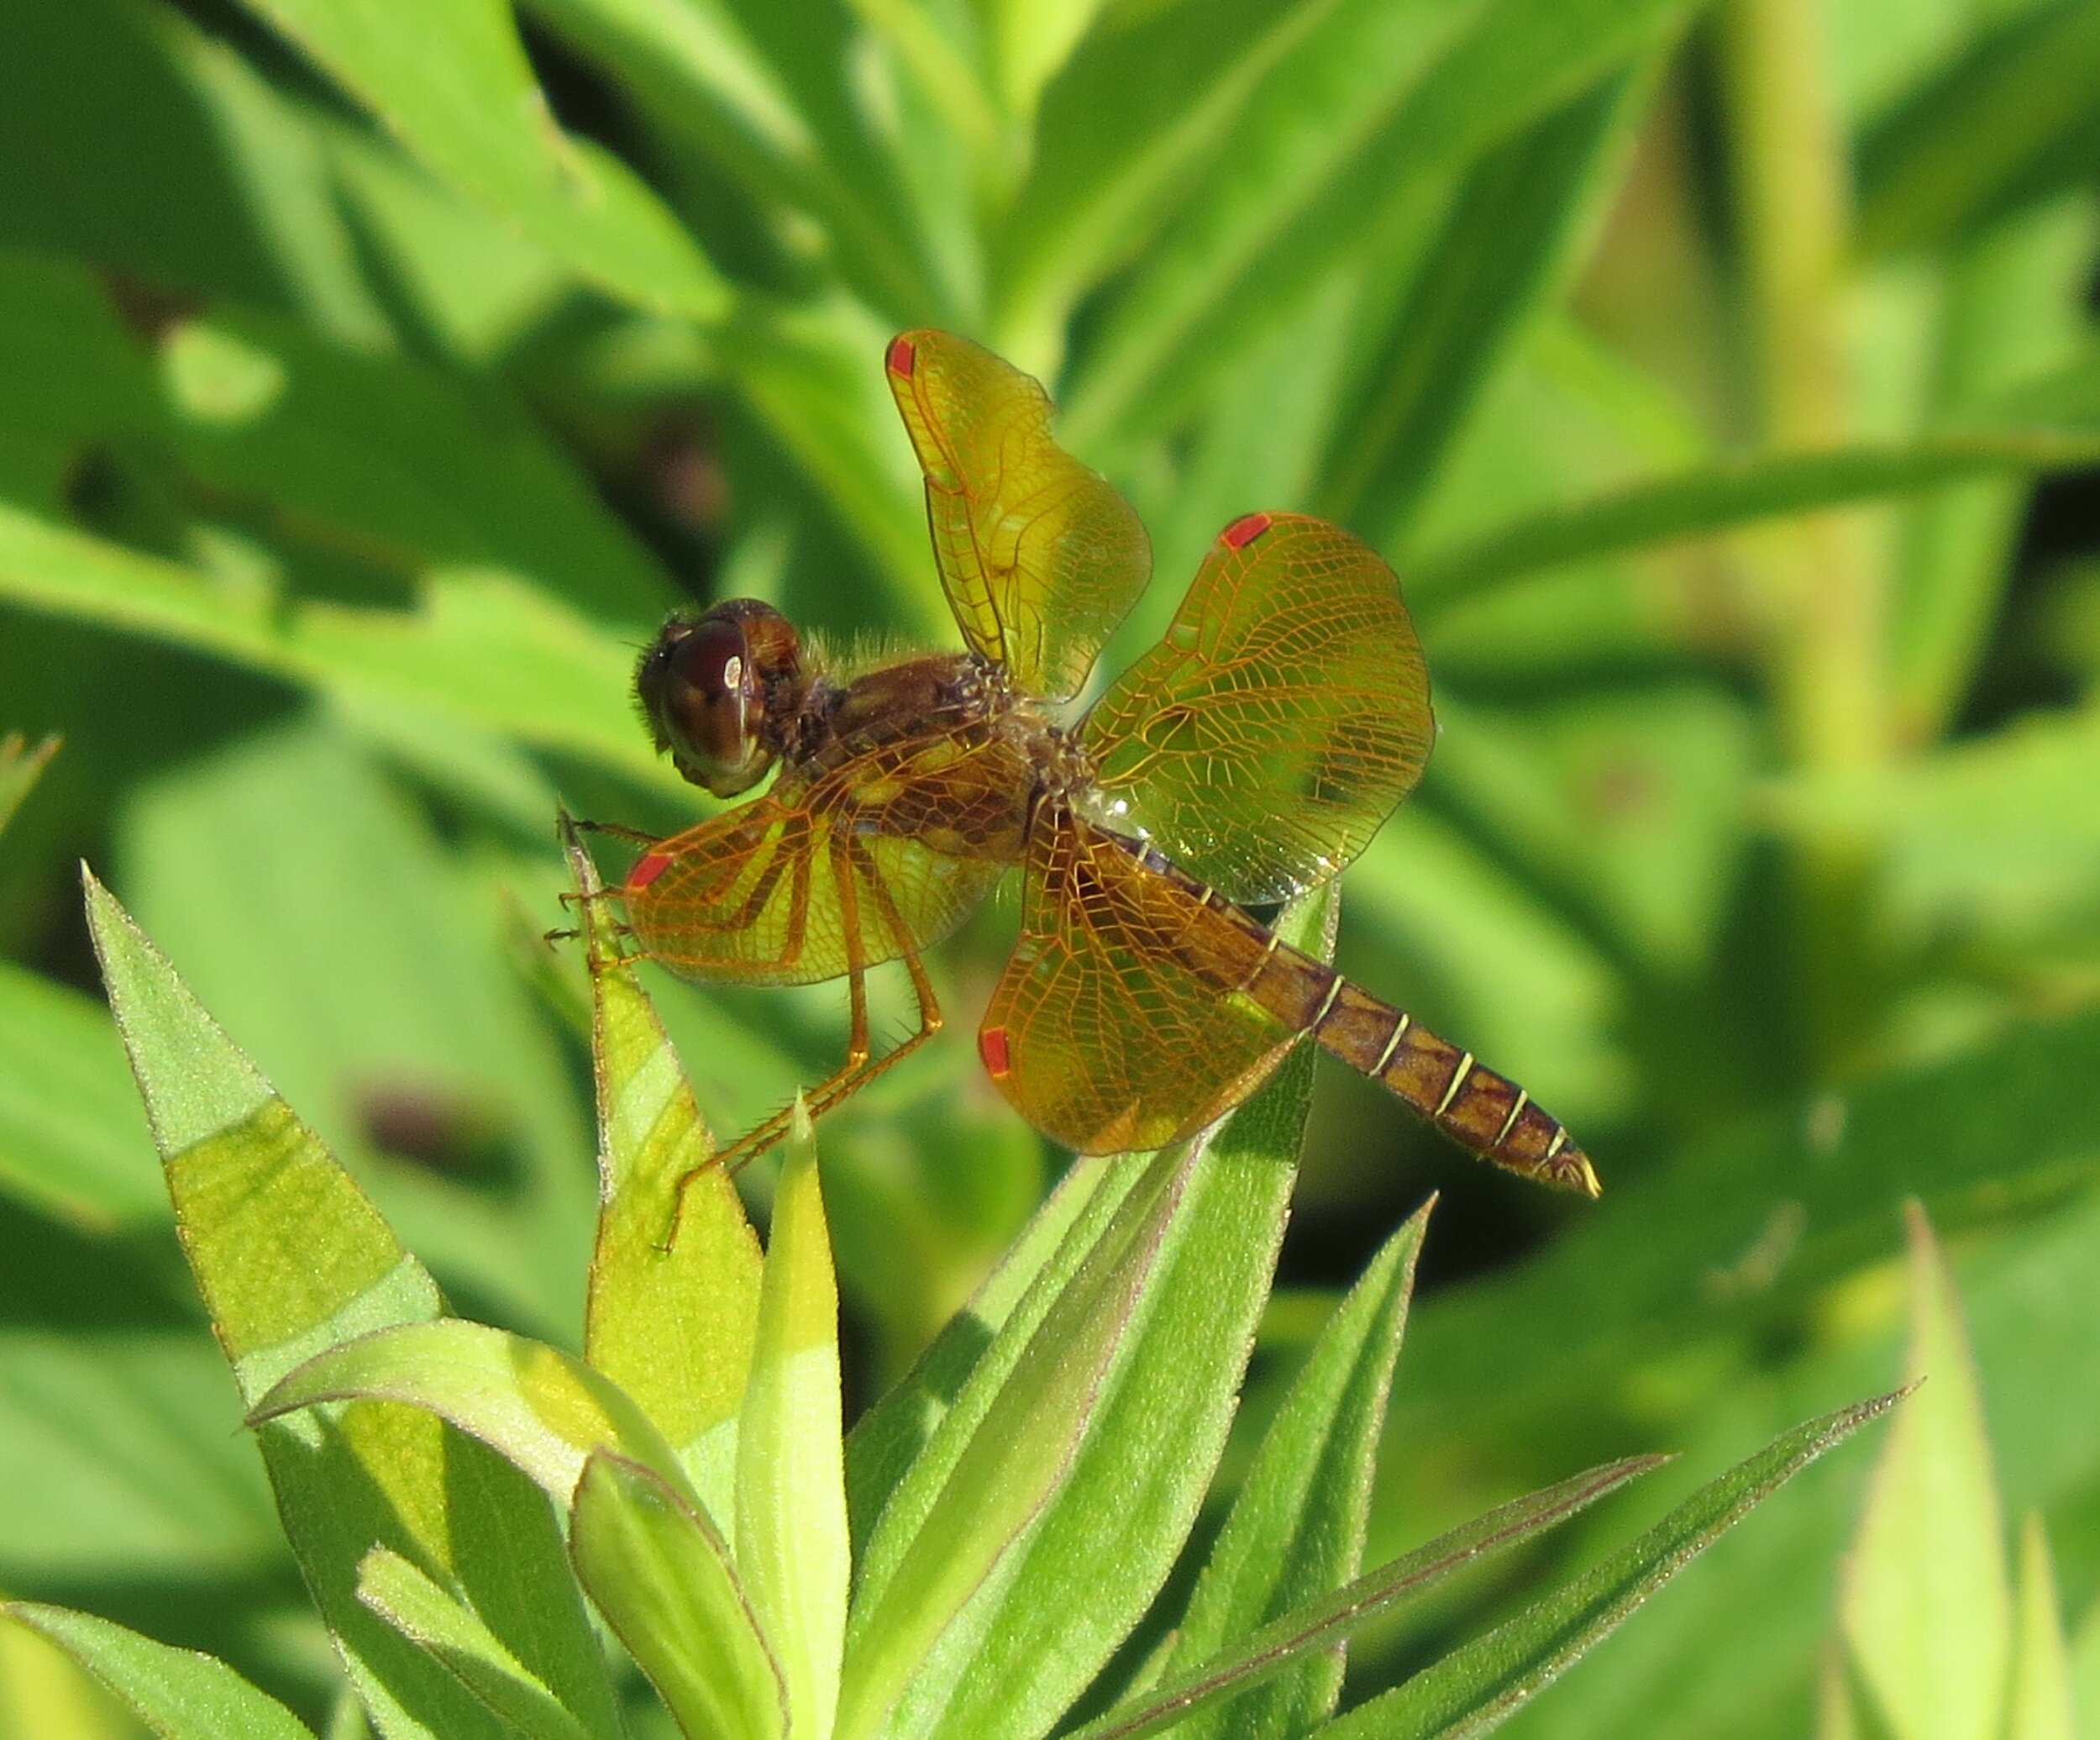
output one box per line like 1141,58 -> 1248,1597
637,600 -> 806,796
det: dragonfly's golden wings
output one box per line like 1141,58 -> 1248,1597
1084,513 -> 1432,905
886,329 -> 1150,700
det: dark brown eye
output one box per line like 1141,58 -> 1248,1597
635,601 -> 802,797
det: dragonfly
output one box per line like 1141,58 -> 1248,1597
612,329 -> 1598,1198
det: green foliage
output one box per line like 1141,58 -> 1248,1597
29,868 -> 1877,1737
2,0 -> 2097,1732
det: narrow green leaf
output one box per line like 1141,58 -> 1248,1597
570,1453 -> 786,1740
231,0 -> 727,321
1155,1206 -> 1431,1738
1313,1392 -> 1905,1739
249,1319 -> 695,1508
1071,1457 -> 1662,1740
354,1549 -> 606,1740
1840,1205 -> 2013,1740
1404,434 -> 2100,615
572,828 -> 763,1530
0,504 -> 291,676
3,1603 -> 315,1740
1317,53 -> 1657,539
0,729 -> 57,838
720,301 -> 945,637
894,891 -> 1340,1740
990,0 -> 1337,365
159,308 -> 672,622
84,868 -> 440,1395
1767,703 -> 2100,951
1058,0 -> 1697,453
1886,202 -> 2097,745
521,0 -> 945,319
0,964 -> 160,1230
843,1150 -> 1126,1554
837,1143 -> 1190,1740
2007,1514 -> 2077,1740
736,1116 -> 849,1737
1392,1010 -> 2100,1463
1856,0 -> 2100,257
0,510 -> 670,791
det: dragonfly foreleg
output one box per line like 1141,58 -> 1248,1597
665,832 -> 943,1245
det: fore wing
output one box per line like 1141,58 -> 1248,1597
980,816 -> 1296,1154
886,329 -> 1150,700
1081,513 -> 1432,906
622,778 -> 1005,989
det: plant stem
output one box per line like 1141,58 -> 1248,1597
1717,0 -> 1887,1072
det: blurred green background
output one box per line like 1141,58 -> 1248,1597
1,0 -> 2098,1732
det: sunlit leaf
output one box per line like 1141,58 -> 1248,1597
1838,1205 -> 2011,1740
1,1603 -> 313,1740
736,1117 -> 850,1736
1314,1392 -> 1903,1738
229,0 -> 727,321
570,1453 -> 786,1740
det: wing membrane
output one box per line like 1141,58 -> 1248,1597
623,757 -> 1011,988
1081,513 -> 1431,905
886,329 -> 1150,698
981,817 -> 1296,1154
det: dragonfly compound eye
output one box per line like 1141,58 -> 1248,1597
637,601 -> 801,797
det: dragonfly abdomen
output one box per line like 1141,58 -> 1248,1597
1242,916 -> 1599,1198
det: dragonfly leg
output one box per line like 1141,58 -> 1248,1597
668,834 -> 942,1243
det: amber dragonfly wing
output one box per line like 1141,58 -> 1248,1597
885,328 -> 1151,700
1081,512 -> 1432,906
621,730 -> 1021,986
979,815 -> 1598,1193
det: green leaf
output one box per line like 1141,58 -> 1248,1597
1316,52 -> 1658,541
1057,0 -> 1698,454
0,0 -> 381,334
1391,1009 -> 2100,1460
1422,686 -> 1757,975
1152,1206 -> 1431,1738
737,1117 -> 849,1736
0,963 -> 160,1230
854,890 -> 1338,1740
354,1549 -> 611,1740
0,729 -> 56,838
1,1604 -> 314,1740
1885,201 -> 2097,745
2007,1514 -> 2077,1740
157,308 -> 672,623
571,829 -> 763,1528
1838,1205 -> 2012,1740
836,1137 -> 1194,1740
0,1605 -> 144,1740
842,1150 -> 1126,1555
1071,1457 -> 1662,1740
1404,434 -> 2100,616
0,1332 -> 277,1584
527,0 -> 951,321
570,1453 -> 786,1740
84,873 -> 596,1740
249,1319 -> 694,1508
1856,0 -> 2100,257
231,0 -> 727,322
990,0 -> 1358,368
117,718 -> 598,1335
719,300 -> 946,639
1312,1392 -> 1905,1739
